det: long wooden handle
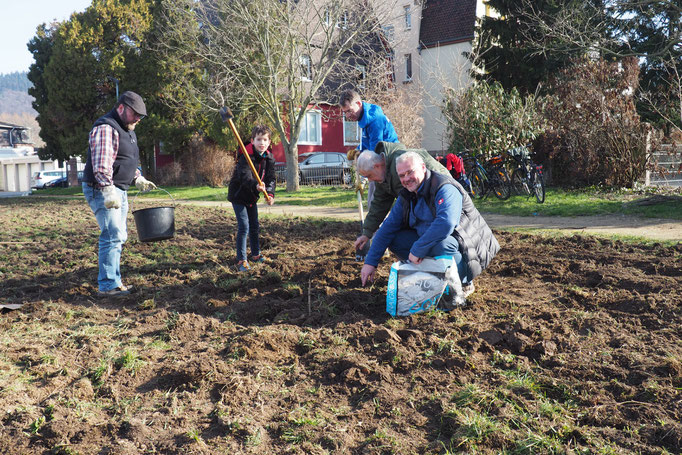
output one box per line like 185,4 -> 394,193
356,190 -> 364,224
226,117 -> 271,203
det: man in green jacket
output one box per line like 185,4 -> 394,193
354,142 -> 450,253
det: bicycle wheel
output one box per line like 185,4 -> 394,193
470,168 -> 486,199
511,168 -> 530,196
491,167 -> 511,200
533,171 -> 546,203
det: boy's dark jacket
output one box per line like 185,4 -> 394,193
227,143 -> 276,205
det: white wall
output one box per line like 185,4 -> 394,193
419,41 -> 473,154
416,0 -> 496,154
0,156 -> 58,192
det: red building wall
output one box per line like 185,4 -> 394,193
154,104 -> 355,169
154,143 -> 174,169
271,104 -> 357,163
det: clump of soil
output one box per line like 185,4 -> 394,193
0,198 -> 680,454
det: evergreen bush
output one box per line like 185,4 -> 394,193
443,81 -> 544,159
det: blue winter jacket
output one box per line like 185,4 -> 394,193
357,102 -> 399,152
364,170 -> 463,267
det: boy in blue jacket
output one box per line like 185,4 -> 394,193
339,89 -> 399,209
339,89 -> 398,153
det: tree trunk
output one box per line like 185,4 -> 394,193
285,141 -> 300,192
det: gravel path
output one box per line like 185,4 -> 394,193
14,194 -> 681,241
182,201 -> 682,242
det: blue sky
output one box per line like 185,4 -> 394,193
1,0 -> 92,75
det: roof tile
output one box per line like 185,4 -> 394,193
419,0 -> 477,49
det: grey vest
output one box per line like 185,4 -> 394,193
403,171 -> 500,279
82,109 -> 139,190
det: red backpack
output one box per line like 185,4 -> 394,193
446,153 -> 465,179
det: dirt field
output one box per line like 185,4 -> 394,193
1,197 -> 681,454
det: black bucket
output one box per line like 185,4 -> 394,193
132,188 -> 175,242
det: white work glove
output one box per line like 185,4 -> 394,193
135,176 -> 157,192
101,185 -> 121,209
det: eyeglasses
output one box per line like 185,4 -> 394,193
126,106 -> 145,122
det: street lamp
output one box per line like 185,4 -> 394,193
107,76 -> 119,99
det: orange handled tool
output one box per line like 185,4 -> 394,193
220,106 -> 272,203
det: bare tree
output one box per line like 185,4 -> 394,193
519,0 -> 682,58
157,0 -> 397,190
373,84 -> 424,149
639,54 -> 682,137
516,0 -> 682,136
351,57 -> 426,149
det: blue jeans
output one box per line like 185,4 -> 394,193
232,202 -> 260,262
83,183 -> 128,292
387,229 -> 469,283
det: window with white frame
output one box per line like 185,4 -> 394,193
300,54 -> 312,81
404,5 -> 412,29
343,117 -> 361,146
337,10 -> 349,29
382,25 -> 395,42
404,53 -> 412,81
158,141 -> 170,155
298,110 -> 322,145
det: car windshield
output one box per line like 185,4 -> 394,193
307,154 -> 325,164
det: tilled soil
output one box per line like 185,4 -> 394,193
0,198 -> 681,454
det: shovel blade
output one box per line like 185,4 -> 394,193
355,239 -> 371,262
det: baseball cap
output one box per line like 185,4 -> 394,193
117,91 -> 147,117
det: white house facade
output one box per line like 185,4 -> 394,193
382,0 -> 494,154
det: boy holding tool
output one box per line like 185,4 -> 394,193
227,125 -> 276,271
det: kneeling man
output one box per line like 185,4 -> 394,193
360,152 -> 500,304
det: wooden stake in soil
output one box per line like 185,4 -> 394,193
308,277 -> 312,316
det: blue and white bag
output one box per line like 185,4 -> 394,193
386,256 -> 461,316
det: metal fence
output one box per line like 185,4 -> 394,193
647,144 -> 682,187
274,163 -> 351,186
275,163 -> 287,184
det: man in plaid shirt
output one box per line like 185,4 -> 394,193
81,91 -> 156,297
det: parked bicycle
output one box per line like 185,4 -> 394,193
460,151 -> 511,200
507,145 -> 546,203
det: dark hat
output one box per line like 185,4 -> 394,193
117,91 -> 147,117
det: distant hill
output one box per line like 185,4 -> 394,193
0,72 -> 37,116
0,71 -> 31,92
0,89 -> 37,116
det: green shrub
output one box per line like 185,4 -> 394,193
443,80 -> 544,159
